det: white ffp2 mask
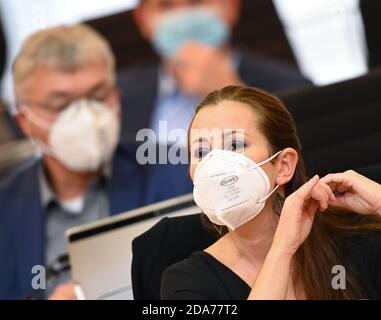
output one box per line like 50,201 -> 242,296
193,149 -> 282,230
22,99 -> 120,172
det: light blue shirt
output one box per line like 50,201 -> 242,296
38,164 -> 111,296
150,68 -> 201,146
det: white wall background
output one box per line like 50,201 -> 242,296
273,0 -> 368,85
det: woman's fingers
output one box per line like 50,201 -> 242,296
321,172 -> 353,193
292,175 -> 320,202
282,175 -> 320,222
305,198 -> 319,218
311,185 -> 325,211
320,182 -> 335,210
310,181 -> 333,211
321,182 -> 336,201
327,193 -> 348,209
321,172 -> 344,184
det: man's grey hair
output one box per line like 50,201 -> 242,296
13,24 -> 116,102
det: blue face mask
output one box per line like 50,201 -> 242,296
152,7 -> 230,59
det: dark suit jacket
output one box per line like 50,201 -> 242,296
0,142 -> 193,300
118,50 -> 312,140
131,214 -> 217,300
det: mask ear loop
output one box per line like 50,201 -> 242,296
256,184 -> 280,204
256,150 -> 282,168
255,150 -> 283,204
19,105 -> 53,130
19,105 -> 56,157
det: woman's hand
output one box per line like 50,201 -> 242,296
321,170 -> 381,216
271,175 -> 335,257
249,176 -> 334,299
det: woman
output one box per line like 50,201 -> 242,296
160,85 -> 381,300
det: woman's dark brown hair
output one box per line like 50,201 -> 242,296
188,85 -> 381,299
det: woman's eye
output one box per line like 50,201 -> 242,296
193,148 -> 209,160
226,140 -> 246,152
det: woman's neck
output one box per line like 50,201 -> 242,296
226,204 -> 280,266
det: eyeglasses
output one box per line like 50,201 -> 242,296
19,84 -> 118,115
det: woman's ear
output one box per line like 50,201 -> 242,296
275,147 -> 298,186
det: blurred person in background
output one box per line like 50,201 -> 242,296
119,0 -> 311,144
0,24 -> 192,300
0,15 -> 5,94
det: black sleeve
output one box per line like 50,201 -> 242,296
160,260 -> 211,300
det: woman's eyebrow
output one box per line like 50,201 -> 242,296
223,129 -> 250,140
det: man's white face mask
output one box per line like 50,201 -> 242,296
21,99 -> 120,172
193,149 -> 282,230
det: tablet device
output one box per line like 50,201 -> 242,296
65,193 -> 199,300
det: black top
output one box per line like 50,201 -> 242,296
160,232 -> 381,300
132,214 -> 217,300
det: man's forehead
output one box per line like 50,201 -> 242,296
30,62 -> 110,77
22,64 -> 112,97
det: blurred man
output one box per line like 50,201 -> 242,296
0,24 -> 192,300
119,0 -> 311,144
